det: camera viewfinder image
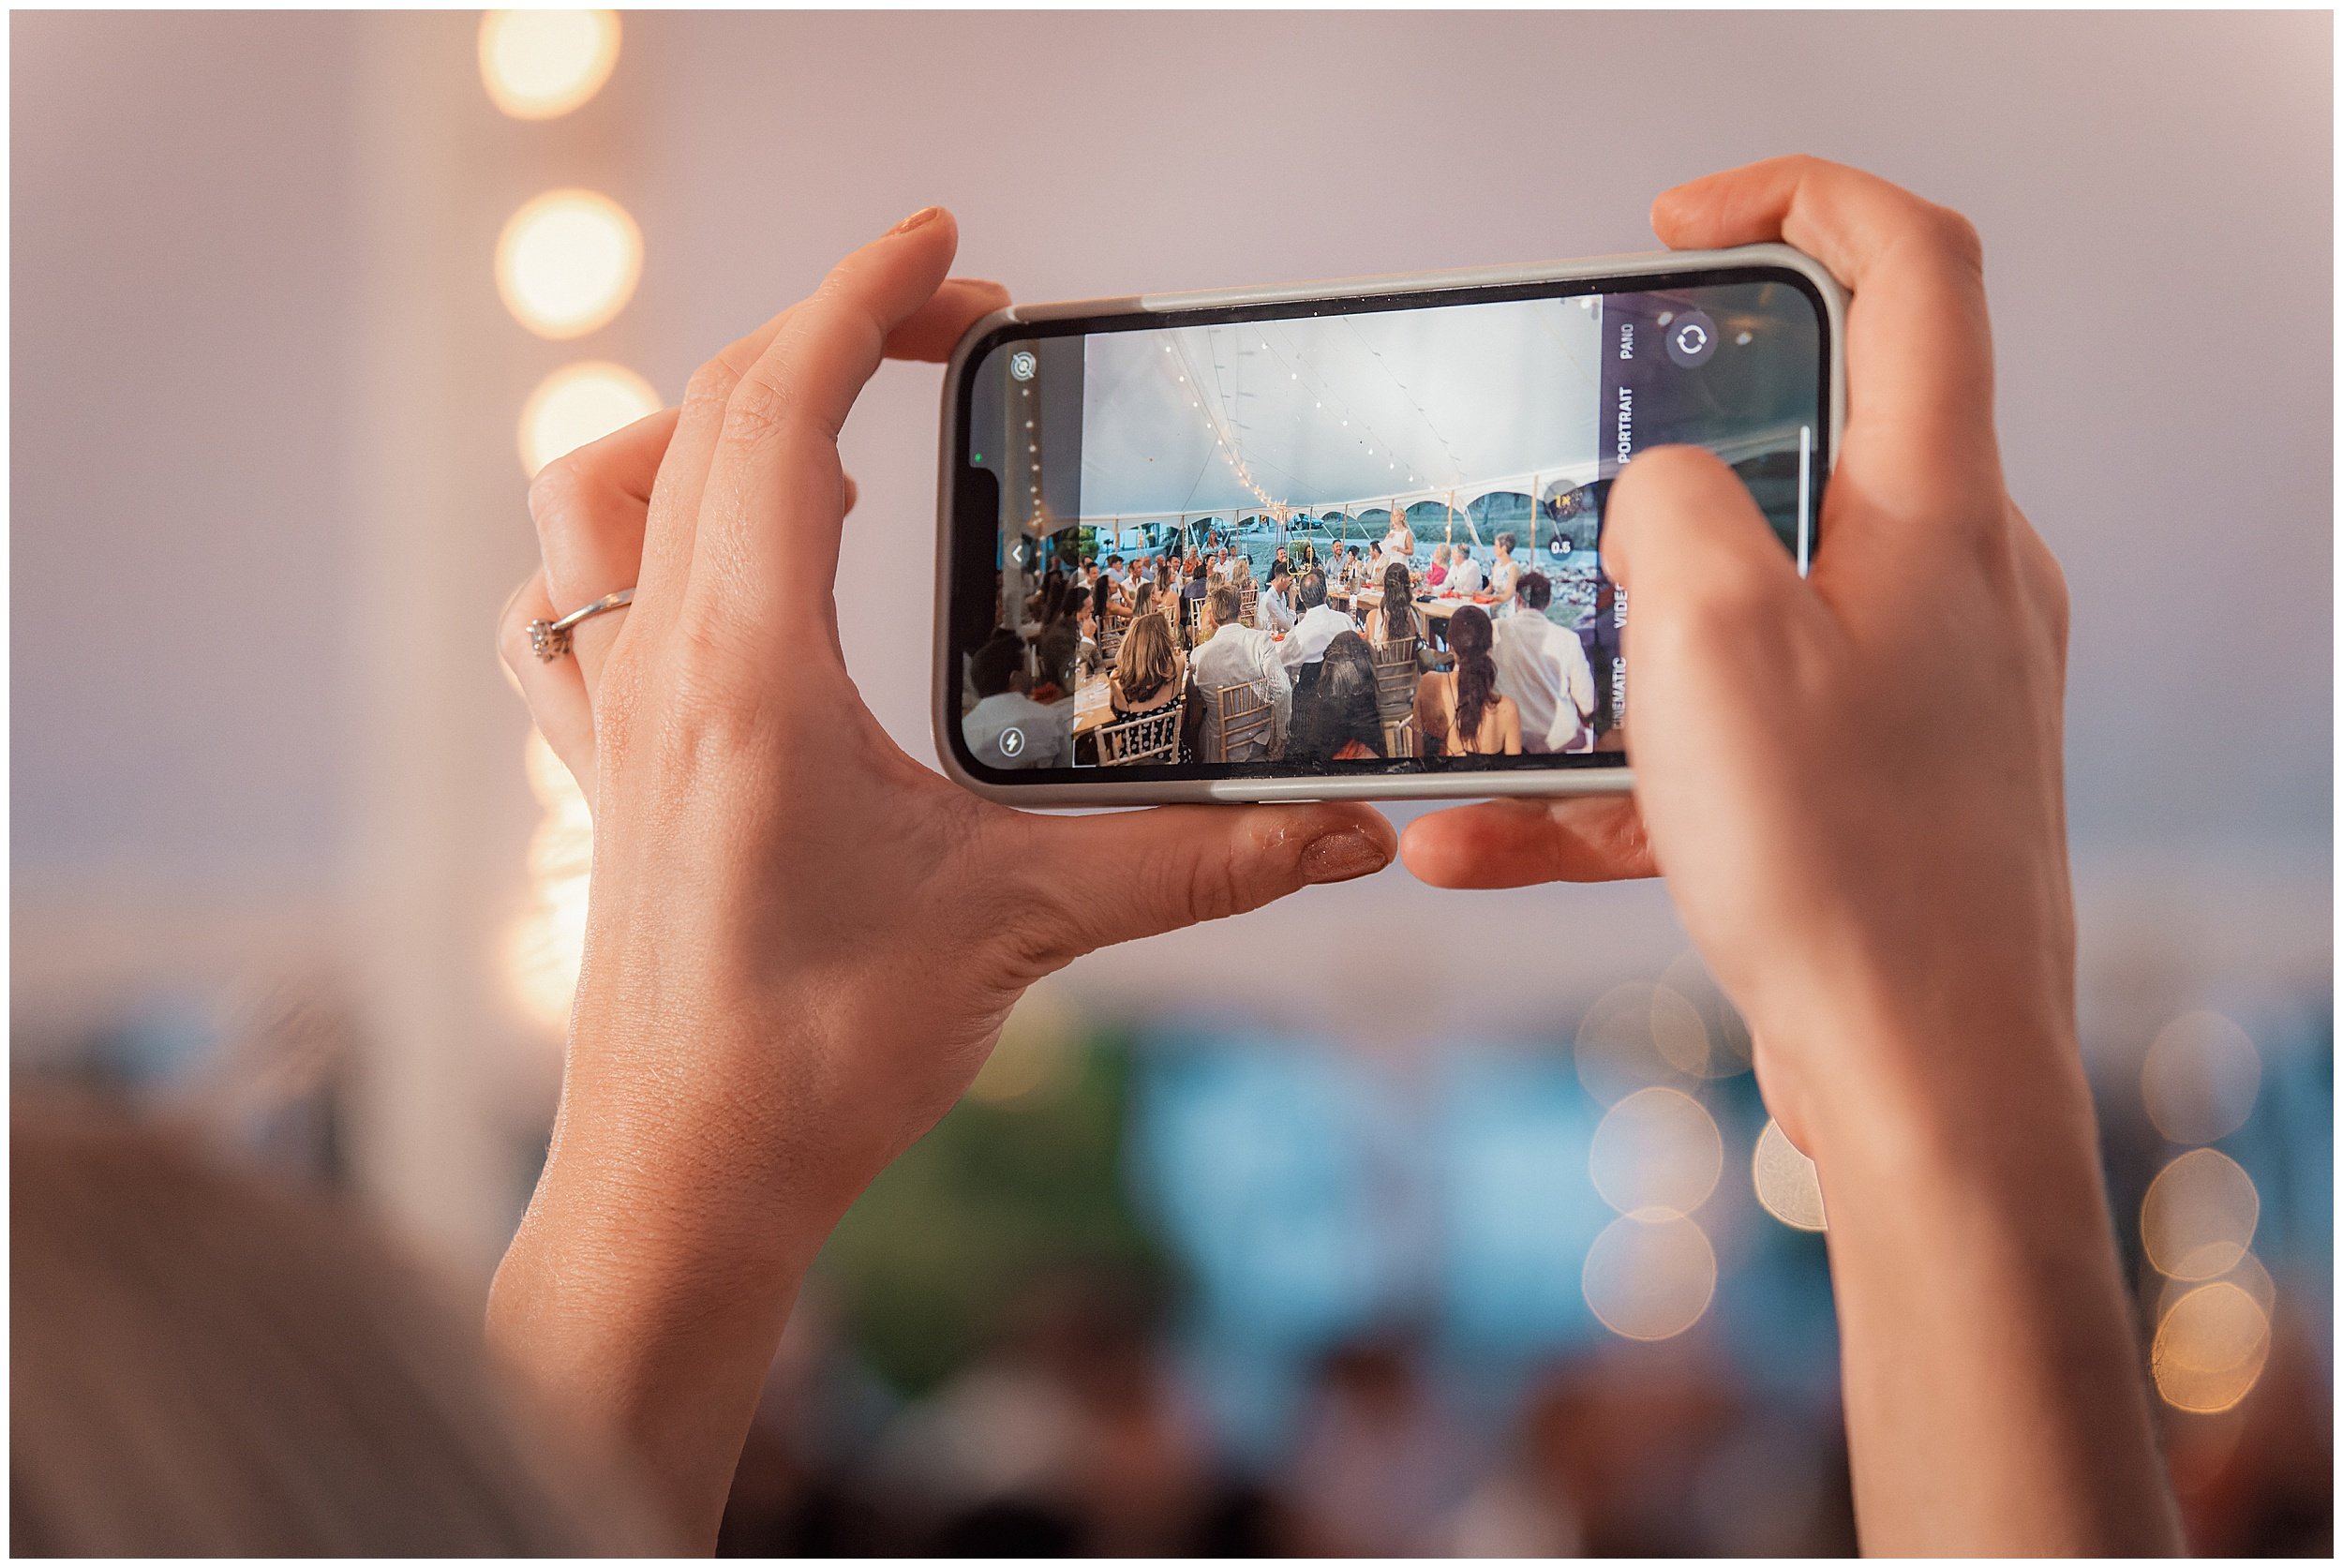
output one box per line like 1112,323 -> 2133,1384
958,281 -> 1819,776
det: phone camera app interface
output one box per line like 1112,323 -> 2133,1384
958,278 -> 1821,779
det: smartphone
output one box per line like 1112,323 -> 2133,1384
933,245 -> 1844,805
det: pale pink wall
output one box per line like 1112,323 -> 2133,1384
9,14 -> 2331,1244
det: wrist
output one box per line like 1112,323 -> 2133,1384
1771,986 -> 2117,1270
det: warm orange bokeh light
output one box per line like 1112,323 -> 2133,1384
479,10 -> 621,120
2140,1147 -> 2260,1280
517,362 -> 660,478
497,189 -> 643,341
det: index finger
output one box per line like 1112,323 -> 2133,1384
634,268 -> 1008,626
684,207 -> 966,635
1651,156 -> 2000,506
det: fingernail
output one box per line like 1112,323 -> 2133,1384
889,205 -> 944,235
1300,828 -> 1391,885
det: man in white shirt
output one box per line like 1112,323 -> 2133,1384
1276,571 -> 1358,676
1187,584 -> 1291,761
1447,548 -> 1486,596
1255,564 -> 1298,635
1489,572 -> 1596,753
961,633 -> 1069,769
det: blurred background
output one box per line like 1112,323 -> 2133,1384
11,9 -> 2331,1555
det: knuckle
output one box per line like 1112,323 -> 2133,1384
719,368 -> 797,449
1924,203 -> 1986,275
2020,527 -> 2072,651
525,453 -> 584,526
1155,844 -> 1247,929
682,356 -> 740,414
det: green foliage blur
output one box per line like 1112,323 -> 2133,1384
811,1026 -> 1165,1396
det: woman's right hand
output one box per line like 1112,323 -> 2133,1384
1401,157 -> 2176,1554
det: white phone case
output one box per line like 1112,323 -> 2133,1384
933,244 -> 1847,807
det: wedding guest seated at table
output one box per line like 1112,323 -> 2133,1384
1425,543 -> 1453,589
1488,532 -> 1522,607
1447,547 -> 1486,596
1228,555 -> 1255,594
1256,563 -> 1297,635
1288,630 -> 1387,764
963,631 -> 1068,769
1096,566 -> 1131,625
1443,550 -> 1481,600
1489,571 -> 1596,754
1276,571 -> 1357,679
1183,560 -> 1210,603
1184,583 -> 1290,762
1031,589 -> 1097,703
1411,605 -> 1521,757
1107,608 -> 1186,720
1024,565 -> 1063,623
1363,560 -> 1427,650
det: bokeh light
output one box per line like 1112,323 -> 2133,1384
1589,1086 -> 1722,1217
518,361 -> 660,477
478,9 -> 621,120
966,981 -> 1082,1107
497,189 -> 643,340
2141,1008 -> 2261,1145
2140,1147 -> 2260,1280
2152,1279 -> 2273,1413
2157,1247 -> 2276,1325
504,730 -> 591,1032
1752,1117 -> 1828,1232
1582,1211 -> 1718,1341
1575,981 -> 1702,1105
1655,948 -> 1754,1078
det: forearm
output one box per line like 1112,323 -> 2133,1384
486,1073 -> 841,1551
1805,1018 -> 2180,1555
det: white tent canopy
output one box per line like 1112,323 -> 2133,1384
1076,295 -> 1603,529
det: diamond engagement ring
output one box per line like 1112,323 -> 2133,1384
528,589 -> 634,661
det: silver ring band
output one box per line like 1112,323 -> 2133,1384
528,588 -> 634,662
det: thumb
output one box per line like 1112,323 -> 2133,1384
1604,444 -> 1813,668
1019,803 -> 1396,960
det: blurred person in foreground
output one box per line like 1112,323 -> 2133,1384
857,1265 -> 1270,1555
1279,1329 -> 1475,1554
12,158 -> 2181,1556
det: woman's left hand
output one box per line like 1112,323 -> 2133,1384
486,207 -> 1395,1546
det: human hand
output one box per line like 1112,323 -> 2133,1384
487,208 -> 1393,1543
1406,157 -> 2173,1555
1401,157 -> 2072,1151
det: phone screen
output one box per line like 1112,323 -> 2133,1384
947,267 -> 1826,782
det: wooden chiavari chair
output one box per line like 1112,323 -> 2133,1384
1381,709 -> 1418,760
1207,682 -> 1276,764
1094,701 -> 1183,766
1371,637 -> 1422,719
